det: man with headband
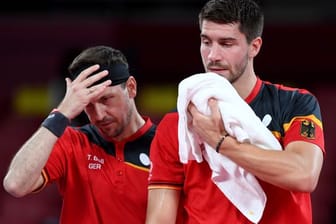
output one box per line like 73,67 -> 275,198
3,45 -> 156,223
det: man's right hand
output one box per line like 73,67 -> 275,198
57,64 -> 111,120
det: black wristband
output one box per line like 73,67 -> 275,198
41,110 -> 70,137
215,134 -> 229,153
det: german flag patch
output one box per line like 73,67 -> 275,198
300,119 -> 315,139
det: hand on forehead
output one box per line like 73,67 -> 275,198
73,63 -> 130,86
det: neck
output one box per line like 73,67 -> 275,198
233,74 -> 257,99
132,112 -> 146,132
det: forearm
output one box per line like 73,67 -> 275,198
146,189 -> 180,224
218,137 -> 323,192
3,127 -> 58,197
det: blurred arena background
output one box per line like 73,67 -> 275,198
0,0 -> 335,223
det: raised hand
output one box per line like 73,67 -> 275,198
57,64 -> 112,120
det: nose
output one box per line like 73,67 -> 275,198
208,44 -> 222,62
91,103 -> 106,121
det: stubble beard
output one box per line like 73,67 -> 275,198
108,106 -> 133,139
224,54 -> 249,84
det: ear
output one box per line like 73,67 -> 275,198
249,37 -> 262,58
126,76 -> 137,98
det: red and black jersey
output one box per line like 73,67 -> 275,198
41,117 -> 155,224
148,78 -> 324,224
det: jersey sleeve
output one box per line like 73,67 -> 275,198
148,112 -> 184,190
282,90 -> 325,153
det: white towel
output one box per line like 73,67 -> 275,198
177,72 -> 282,224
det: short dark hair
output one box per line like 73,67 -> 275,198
68,45 -> 129,79
68,45 -> 129,88
198,0 -> 264,43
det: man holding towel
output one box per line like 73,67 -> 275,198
146,0 -> 324,223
